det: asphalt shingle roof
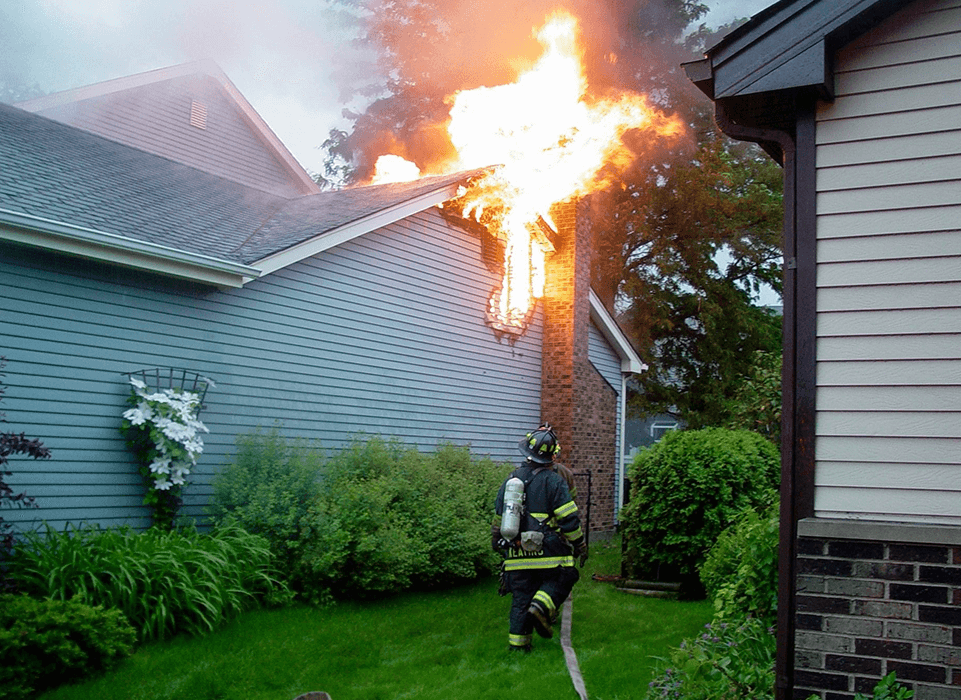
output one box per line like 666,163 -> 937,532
0,102 -> 482,267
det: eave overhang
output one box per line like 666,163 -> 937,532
0,208 -> 260,289
684,0 -> 909,120
252,181 -> 465,275
589,290 -> 646,375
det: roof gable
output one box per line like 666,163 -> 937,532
15,60 -> 319,198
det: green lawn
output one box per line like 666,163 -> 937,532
38,539 -> 712,700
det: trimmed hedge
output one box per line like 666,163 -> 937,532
620,428 -> 779,590
0,594 -> 136,700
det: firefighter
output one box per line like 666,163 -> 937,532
492,424 -> 588,652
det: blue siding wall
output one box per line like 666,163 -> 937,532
0,207 -> 542,530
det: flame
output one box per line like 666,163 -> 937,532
376,10 -> 684,332
371,154 -> 422,184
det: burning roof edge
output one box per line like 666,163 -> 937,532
249,169 -> 490,275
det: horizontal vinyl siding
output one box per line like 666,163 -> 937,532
40,75 -> 302,197
0,207 -> 540,530
813,0 -> 961,524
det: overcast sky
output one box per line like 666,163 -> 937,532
0,0 -> 774,176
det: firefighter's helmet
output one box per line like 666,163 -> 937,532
519,424 -> 560,465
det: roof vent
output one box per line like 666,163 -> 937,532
189,100 -> 208,130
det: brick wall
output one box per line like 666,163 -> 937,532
794,519 -> 961,700
541,199 -> 618,535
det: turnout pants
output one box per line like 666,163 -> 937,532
506,566 -> 580,649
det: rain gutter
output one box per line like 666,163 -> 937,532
0,207 -> 261,289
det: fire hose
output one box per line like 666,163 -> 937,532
560,592 -> 588,700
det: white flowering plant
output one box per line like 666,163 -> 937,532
120,375 -> 211,529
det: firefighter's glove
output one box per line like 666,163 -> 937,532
574,539 -> 589,568
491,524 -> 512,555
497,564 -> 509,597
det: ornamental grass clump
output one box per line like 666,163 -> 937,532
120,375 -> 210,529
7,522 -> 288,641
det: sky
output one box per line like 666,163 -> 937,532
0,0 -> 775,177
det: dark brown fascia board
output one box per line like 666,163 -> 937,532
700,0 -> 909,102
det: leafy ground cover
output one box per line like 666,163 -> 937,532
35,538 -> 711,700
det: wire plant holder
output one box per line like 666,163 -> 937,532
123,367 -> 214,414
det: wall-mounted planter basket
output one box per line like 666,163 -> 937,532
124,367 -> 214,412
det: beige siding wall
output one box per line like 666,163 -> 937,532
814,0 -> 961,524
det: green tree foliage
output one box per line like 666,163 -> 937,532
644,616 -> 776,700
595,134 -> 784,429
297,437 -> 506,603
727,350 -> 782,442
620,428 -> 779,589
209,427 -> 324,577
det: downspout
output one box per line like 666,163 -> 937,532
715,100 -> 798,700
617,373 -> 628,520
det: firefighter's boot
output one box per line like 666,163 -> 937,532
528,592 -> 555,639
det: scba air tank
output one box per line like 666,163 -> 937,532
500,477 -> 525,540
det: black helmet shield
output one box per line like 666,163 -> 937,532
519,424 -> 560,464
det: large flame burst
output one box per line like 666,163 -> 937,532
373,10 -> 684,333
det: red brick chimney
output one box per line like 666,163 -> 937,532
541,199 -> 618,536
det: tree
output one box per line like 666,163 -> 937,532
321,1 -> 783,429
727,349 -> 782,442
322,0 -> 710,183
596,133 -> 784,429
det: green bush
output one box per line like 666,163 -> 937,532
209,427 -> 324,576
7,522 -> 288,641
620,428 -> 779,588
644,617 -> 776,700
297,437 -> 506,603
0,594 -> 136,700
700,491 -> 779,624
807,672 -> 913,700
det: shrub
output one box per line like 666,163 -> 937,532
700,491 -> 779,624
209,427 -> 324,577
0,594 -> 136,700
644,617 -> 776,700
620,428 -> 779,589
0,357 -> 50,584
7,522 -> 288,641
807,672 -> 913,700
297,437 -> 506,603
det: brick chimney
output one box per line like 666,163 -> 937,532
541,199 -> 618,536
